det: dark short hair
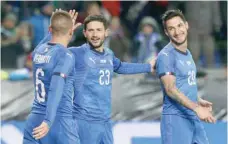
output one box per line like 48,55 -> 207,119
83,15 -> 108,30
161,9 -> 186,29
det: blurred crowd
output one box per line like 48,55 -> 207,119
1,1 -> 227,70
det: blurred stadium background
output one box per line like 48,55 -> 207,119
1,1 -> 227,144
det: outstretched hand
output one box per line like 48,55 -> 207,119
68,9 -> 82,31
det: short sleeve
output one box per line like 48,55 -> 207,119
156,51 -> 175,78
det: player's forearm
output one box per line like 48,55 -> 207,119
44,75 -> 65,127
166,87 -> 198,111
115,62 -> 151,74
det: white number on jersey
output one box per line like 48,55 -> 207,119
99,70 -> 110,85
188,70 -> 196,85
35,68 -> 46,102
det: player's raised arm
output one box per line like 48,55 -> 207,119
157,53 -> 215,123
113,54 -> 156,74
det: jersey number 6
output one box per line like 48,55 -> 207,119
36,68 -> 46,102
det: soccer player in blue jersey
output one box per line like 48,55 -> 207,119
68,15 -> 156,144
23,10 -> 80,144
156,9 -> 216,144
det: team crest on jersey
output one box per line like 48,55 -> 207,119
186,61 -> 191,65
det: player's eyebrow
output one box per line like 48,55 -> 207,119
87,28 -> 94,31
167,26 -> 174,30
167,22 -> 183,29
96,28 -> 103,31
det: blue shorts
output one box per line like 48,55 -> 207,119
23,113 -> 79,144
23,113 -> 48,144
77,119 -> 113,144
161,114 -> 209,144
48,116 -> 80,144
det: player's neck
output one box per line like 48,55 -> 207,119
50,36 -> 68,48
172,41 -> 188,53
94,46 -> 104,53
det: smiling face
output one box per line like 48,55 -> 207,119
164,16 -> 189,46
83,21 -> 108,49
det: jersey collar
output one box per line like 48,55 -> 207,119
86,43 -> 105,55
47,42 -> 65,48
47,42 -> 57,46
169,42 -> 188,56
174,48 -> 188,55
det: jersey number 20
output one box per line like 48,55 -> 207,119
36,68 -> 46,102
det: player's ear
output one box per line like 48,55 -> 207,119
105,28 -> 109,37
69,28 -> 74,36
185,21 -> 189,30
48,26 -> 52,33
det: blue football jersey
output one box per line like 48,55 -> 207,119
69,44 -> 151,121
31,42 -> 75,126
156,42 -> 198,118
